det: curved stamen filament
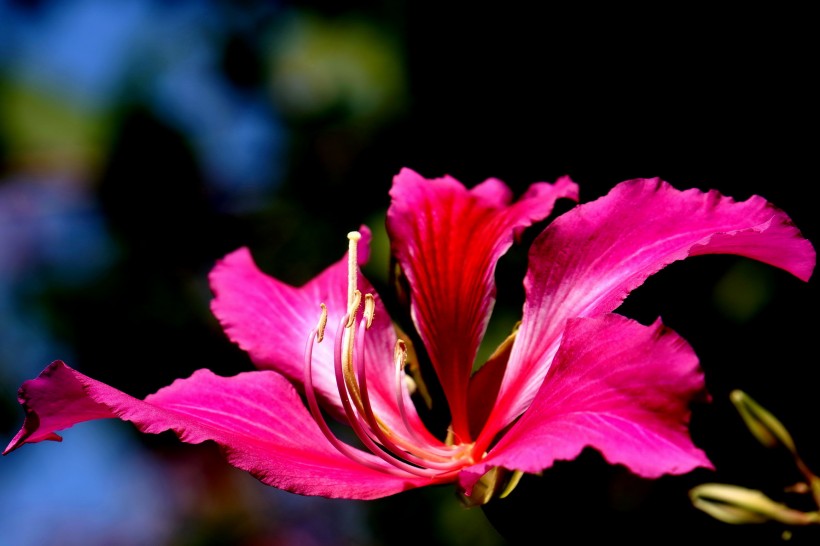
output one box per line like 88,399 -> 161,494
341,290 -> 363,411
392,340 -> 464,459
303,322 -> 409,475
332,314 -> 445,478
352,316 -> 465,470
302,231 -> 473,479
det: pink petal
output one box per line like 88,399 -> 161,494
209,231 -> 370,386
467,315 -> 711,489
484,178 -> 815,436
5,361 -> 429,499
209,226 -> 417,434
387,167 -> 578,440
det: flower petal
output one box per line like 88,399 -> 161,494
209,227 -> 417,433
467,315 -> 711,489
387,167 -> 578,440
4,361 -> 429,499
484,178 -> 815,437
209,231 -> 370,385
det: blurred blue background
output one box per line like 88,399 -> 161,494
0,1 -> 816,545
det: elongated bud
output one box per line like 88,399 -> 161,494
730,390 -> 796,453
690,483 -> 820,526
730,390 -> 820,498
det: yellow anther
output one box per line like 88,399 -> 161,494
394,339 -> 407,368
316,303 -> 328,343
363,294 -> 375,328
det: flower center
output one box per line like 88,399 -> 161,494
303,231 -> 474,478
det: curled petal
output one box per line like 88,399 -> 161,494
209,227 -> 415,432
4,361 -> 429,499
484,178 -> 816,438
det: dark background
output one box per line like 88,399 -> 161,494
1,1 -> 816,545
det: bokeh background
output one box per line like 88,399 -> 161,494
0,1 -> 817,545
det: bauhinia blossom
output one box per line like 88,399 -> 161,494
4,168 -> 815,503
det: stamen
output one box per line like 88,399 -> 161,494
345,290 -> 362,328
300,232 -> 473,480
363,293 -> 375,329
316,303 -> 328,343
352,316 -> 461,470
342,289 -> 363,410
302,324 -> 402,474
394,340 -> 412,428
332,314 -> 444,478
392,340 -> 463,459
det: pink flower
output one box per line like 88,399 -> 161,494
5,168 -> 815,503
